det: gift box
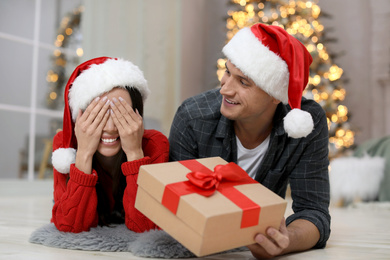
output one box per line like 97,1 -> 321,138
135,157 -> 287,257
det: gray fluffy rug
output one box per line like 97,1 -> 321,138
29,223 -> 247,258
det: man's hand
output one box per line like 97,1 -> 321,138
248,218 -> 320,259
247,218 -> 289,259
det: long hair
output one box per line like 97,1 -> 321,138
96,86 -> 144,226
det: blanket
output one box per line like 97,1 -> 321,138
29,223 -> 248,258
353,136 -> 390,201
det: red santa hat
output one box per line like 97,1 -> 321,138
222,23 -> 314,138
52,56 -> 150,173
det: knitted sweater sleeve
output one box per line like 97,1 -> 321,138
51,131 -> 99,233
122,129 -> 170,233
52,164 -> 99,233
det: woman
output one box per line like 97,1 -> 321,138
51,57 -> 169,233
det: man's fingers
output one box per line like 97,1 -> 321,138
252,224 -> 289,257
247,243 -> 272,259
254,234 -> 280,256
267,227 -> 289,249
279,218 -> 288,235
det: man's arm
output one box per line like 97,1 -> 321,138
248,101 -> 330,259
286,101 -> 331,249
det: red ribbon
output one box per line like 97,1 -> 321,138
161,159 -> 261,228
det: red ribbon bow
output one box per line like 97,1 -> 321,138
161,159 -> 261,228
185,163 -> 249,197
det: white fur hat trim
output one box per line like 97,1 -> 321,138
52,148 -> 76,174
283,109 -> 314,138
68,58 -> 150,122
222,27 -> 289,104
330,155 -> 385,202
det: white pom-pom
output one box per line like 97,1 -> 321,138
52,148 -> 76,174
283,109 -> 314,138
330,155 -> 385,203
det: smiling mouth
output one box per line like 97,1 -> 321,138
225,98 -> 238,105
101,137 -> 119,143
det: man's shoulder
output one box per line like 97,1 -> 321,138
301,97 -> 326,120
177,88 -> 222,120
297,98 -> 328,136
276,98 -> 326,127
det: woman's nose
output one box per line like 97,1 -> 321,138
103,113 -> 117,132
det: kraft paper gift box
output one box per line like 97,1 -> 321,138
135,157 -> 287,257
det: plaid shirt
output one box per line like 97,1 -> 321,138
169,88 -> 330,248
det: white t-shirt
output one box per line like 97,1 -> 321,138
236,135 -> 270,179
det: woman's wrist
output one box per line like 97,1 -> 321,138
125,149 -> 144,162
121,156 -> 151,176
75,150 -> 94,174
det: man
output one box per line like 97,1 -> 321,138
169,23 -> 330,258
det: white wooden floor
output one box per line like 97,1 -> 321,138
0,180 -> 390,259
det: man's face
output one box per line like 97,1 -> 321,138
219,60 -> 280,123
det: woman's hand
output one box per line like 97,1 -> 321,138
110,97 -> 144,161
247,218 -> 290,259
74,96 -> 110,173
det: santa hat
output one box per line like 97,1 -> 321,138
52,56 -> 150,173
222,23 -> 314,138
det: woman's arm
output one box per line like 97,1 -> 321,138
52,164 -> 99,233
51,96 -> 110,232
122,130 -> 170,233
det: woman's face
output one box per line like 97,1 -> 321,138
96,87 -> 132,157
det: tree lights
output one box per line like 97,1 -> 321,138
45,6 -> 84,110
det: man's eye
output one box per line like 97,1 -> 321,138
240,80 -> 249,86
225,69 -> 230,75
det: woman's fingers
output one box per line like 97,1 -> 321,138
119,97 -> 142,122
109,107 -> 124,132
81,96 -> 109,125
91,99 -> 110,130
109,99 -> 125,130
111,97 -> 142,125
74,96 -> 110,153
109,96 -> 144,160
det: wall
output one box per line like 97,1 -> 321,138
319,0 -> 390,145
81,0 -> 229,135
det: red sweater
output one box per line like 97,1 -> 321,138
51,129 -> 169,233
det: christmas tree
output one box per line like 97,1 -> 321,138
217,0 -> 355,158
